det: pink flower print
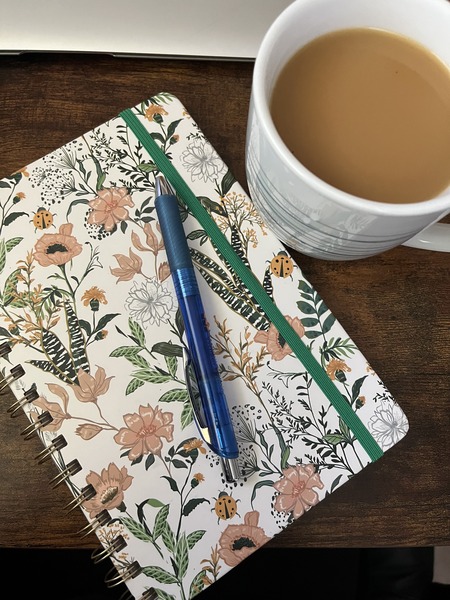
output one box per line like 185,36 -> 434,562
72,366 -> 113,403
33,223 -> 82,267
274,464 -> 324,519
114,404 -> 174,461
82,463 -> 133,518
88,186 -> 134,231
110,248 -> 143,282
218,511 -> 270,567
254,316 -> 305,360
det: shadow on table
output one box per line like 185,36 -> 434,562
0,547 -> 445,599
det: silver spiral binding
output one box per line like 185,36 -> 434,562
104,561 -> 142,588
119,588 -> 158,600
8,386 -> 40,417
50,459 -> 82,488
35,434 -> 68,464
0,363 -> 25,392
20,410 -> 53,440
140,589 -> 158,600
78,509 -> 112,538
0,341 -> 11,358
65,483 -> 96,512
91,534 -> 127,564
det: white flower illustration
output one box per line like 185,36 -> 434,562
368,400 -> 408,449
181,139 -> 226,182
126,279 -> 175,328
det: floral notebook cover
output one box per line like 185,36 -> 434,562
0,93 -> 408,600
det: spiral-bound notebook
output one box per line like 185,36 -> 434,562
0,93 -> 408,600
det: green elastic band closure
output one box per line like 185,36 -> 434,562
120,107 -> 383,462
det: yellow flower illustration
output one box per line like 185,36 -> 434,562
81,286 -> 108,306
326,359 -> 351,380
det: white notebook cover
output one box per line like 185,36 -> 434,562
0,93 -> 408,600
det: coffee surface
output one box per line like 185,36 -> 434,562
271,28 -> 450,203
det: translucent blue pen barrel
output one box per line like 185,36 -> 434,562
174,270 -> 238,458
155,191 -> 239,459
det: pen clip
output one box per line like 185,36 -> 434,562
182,348 -> 211,447
182,347 -> 241,483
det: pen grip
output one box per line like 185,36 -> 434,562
175,270 -> 238,459
154,193 -> 192,270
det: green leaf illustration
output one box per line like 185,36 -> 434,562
120,516 -> 154,542
4,211 -> 27,227
0,239 -> 6,274
125,377 -> 145,395
193,248 -> 268,329
297,300 -> 316,315
323,433 -> 346,445
262,267 -> 274,301
351,376 -> 368,403
138,162 -> 158,172
322,312 -> 336,334
146,498 -> 165,508
91,154 -> 106,192
153,504 -> 170,541
174,533 -> 189,580
5,236 -> 22,253
230,225 -> 250,268
339,416 -> 353,441
298,279 -> 314,295
161,475 -> 179,493
167,118 -> 182,138
300,317 -> 320,328
132,369 -> 172,384
220,169 -> 237,196
197,196 -> 226,217
317,299 -> 328,317
251,479 -> 275,505
182,498 -> 209,517
181,400 -> 193,428
165,354 -> 178,378
161,522 -> 176,553
190,571 -> 207,598
159,388 -> 189,403
96,312 -> 120,331
110,345 -> 143,358
151,341 -> 183,358
1,268 -> 20,306
28,358 -> 74,384
129,318 -> 146,346
39,329 -> 77,383
64,301 -> 89,374
153,588 -> 176,600
140,565 -> 178,585
303,330 -> 322,339
125,353 -> 150,369
186,530 -> 206,550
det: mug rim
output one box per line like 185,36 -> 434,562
252,0 -> 450,218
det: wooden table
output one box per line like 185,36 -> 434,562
0,53 -> 449,557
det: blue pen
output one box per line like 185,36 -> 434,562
154,175 -> 240,482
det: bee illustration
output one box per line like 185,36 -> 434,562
213,491 -> 239,522
269,251 -> 294,278
32,208 -> 54,230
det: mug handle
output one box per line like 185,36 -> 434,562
402,222 -> 450,252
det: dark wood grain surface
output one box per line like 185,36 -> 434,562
0,53 -> 449,551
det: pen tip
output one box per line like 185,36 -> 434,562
155,174 -> 175,197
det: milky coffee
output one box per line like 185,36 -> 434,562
270,28 -> 450,204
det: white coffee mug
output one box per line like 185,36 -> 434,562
246,0 -> 450,260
